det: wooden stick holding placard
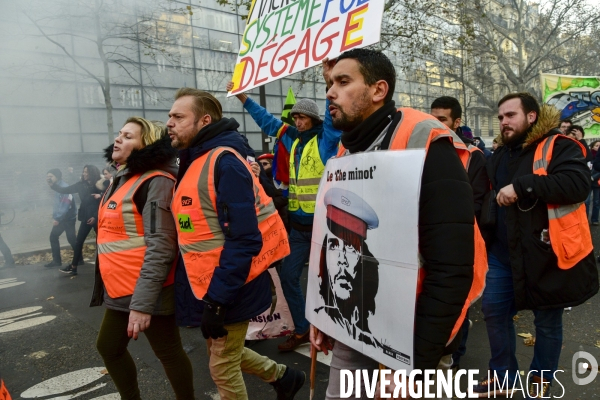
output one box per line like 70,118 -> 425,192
309,333 -> 317,400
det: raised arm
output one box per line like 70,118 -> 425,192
226,81 -> 299,144
51,181 -> 82,194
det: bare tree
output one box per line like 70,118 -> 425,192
434,0 -> 600,111
22,0 -> 190,143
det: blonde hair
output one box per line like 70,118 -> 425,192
174,88 -> 222,123
124,116 -> 164,147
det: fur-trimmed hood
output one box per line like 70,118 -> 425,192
103,134 -> 178,176
495,104 -> 561,148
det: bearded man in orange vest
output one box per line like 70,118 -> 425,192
472,93 -> 598,398
167,88 -> 305,400
309,48 -> 478,399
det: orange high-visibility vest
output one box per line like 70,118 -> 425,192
172,146 -> 290,300
533,135 -> 593,269
337,108 -> 488,344
97,170 -> 176,299
1,377 -> 12,400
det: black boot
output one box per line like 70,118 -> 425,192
270,366 -> 305,400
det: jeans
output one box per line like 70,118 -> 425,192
96,309 -> 194,400
71,220 -> 97,267
585,187 -> 600,223
206,320 -> 286,400
278,228 -> 311,335
49,219 -> 77,264
482,253 -> 563,385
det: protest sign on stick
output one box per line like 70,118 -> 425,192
228,0 -> 385,96
305,150 -> 425,372
541,73 -> 600,139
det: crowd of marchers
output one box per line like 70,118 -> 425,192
1,48 -> 598,400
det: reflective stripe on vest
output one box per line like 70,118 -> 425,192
533,135 -> 593,269
172,146 -> 290,300
97,170 -> 176,299
337,108 -> 488,346
288,135 -> 324,214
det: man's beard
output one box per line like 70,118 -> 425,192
501,122 -> 531,146
331,90 -> 371,131
168,130 -> 186,149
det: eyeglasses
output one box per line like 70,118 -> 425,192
259,161 -> 270,167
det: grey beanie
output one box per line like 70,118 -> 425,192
47,168 -> 62,181
290,99 -> 321,122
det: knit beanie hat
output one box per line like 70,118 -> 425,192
290,99 -> 321,121
47,168 -> 62,181
461,126 -> 473,140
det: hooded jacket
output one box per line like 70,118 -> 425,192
488,105 -> 598,310
52,180 -> 77,222
89,135 -> 179,315
51,178 -> 101,222
174,118 -> 272,326
243,97 -> 341,226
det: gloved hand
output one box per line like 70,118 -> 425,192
201,295 -> 228,339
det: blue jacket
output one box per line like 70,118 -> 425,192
52,180 -> 76,221
174,118 -> 272,326
243,97 -> 341,225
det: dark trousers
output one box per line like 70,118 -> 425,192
70,220 -> 97,267
96,309 -> 195,400
0,234 -> 14,265
50,219 -> 77,264
482,253 -> 563,384
451,308 -> 470,367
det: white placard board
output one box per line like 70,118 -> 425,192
228,0 -> 385,95
246,268 -> 295,340
305,150 -> 425,371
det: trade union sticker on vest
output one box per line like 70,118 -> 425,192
228,0 -> 385,95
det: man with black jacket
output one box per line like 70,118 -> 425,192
431,97 -> 489,225
474,93 -> 598,398
431,97 -> 491,371
167,88 -> 304,399
309,49 -> 474,399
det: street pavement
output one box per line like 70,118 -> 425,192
2,229 -> 600,399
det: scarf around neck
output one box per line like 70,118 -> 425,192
340,101 -> 397,153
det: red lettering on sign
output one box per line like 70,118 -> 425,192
313,17 -> 339,62
254,42 -> 279,85
290,28 -> 311,73
270,35 -> 297,77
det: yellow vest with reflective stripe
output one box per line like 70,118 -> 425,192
288,135 -> 324,214
171,146 -> 290,300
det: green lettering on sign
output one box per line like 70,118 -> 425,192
178,214 -> 194,232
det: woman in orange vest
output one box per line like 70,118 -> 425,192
90,117 -> 194,399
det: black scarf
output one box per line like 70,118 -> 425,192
341,101 -> 397,153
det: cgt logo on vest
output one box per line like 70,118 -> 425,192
107,201 -> 117,210
178,213 -> 194,232
181,196 -> 193,207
